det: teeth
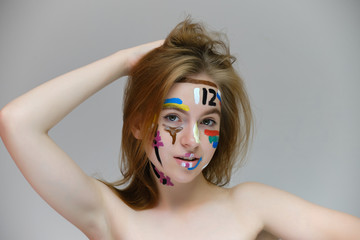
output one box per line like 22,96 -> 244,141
183,153 -> 195,159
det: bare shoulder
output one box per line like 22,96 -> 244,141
228,182 -> 272,219
230,181 -> 267,194
230,181 -> 309,209
230,182 -> 277,204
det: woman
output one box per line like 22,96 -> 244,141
1,19 -> 359,240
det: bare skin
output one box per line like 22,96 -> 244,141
0,41 -> 359,240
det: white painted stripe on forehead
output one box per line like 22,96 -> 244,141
194,88 -> 200,104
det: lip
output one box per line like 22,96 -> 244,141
174,153 -> 199,161
174,157 -> 200,169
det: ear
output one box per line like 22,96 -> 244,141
130,115 -> 143,140
131,124 -> 142,140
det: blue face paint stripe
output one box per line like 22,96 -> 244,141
164,98 -> 183,104
188,157 -> 203,170
163,98 -> 190,111
216,92 -> 221,103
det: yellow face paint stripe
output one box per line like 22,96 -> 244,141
163,103 -> 190,112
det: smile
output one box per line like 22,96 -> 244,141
175,158 -> 199,168
174,156 -> 203,170
174,153 -> 198,161
176,156 -> 197,161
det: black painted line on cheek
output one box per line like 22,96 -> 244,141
154,147 -> 162,166
150,162 -> 160,179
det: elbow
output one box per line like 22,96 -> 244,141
0,104 -> 26,137
0,105 -> 13,137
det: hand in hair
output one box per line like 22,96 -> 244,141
124,40 -> 164,74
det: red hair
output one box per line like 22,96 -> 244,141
101,18 -> 253,210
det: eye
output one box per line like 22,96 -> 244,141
201,118 -> 216,126
165,114 -> 180,122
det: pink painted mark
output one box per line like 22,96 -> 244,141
152,130 -> 164,148
151,163 -> 174,186
158,171 -> 174,186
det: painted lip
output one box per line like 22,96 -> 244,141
174,153 -> 199,161
174,153 -> 202,169
175,158 -> 200,169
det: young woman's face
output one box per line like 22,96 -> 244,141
147,74 -> 222,186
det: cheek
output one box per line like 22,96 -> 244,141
150,130 -> 165,166
204,129 -> 220,148
148,128 -> 176,165
153,130 -> 164,148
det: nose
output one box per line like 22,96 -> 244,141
180,122 -> 200,150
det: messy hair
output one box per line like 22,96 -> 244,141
103,18 -> 253,210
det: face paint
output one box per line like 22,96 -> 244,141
217,90 -> 221,103
208,89 -> 217,106
202,162 -> 209,170
149,80 -> 220,184
180,161 -> 195,168
150,162 -> 174,186
202,88 -> 208,105
201,88 -> 218,106
164,125 -> 183,144
153,130 -> 164,148
187,157 -> 203,170
204,129 -> 219,148
163,98 -> 189,111
175,153 -> 200,170
153,130 -> 164,165
193,122 -> 200,143
194,88 -> 200,104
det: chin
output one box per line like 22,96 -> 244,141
171,168 -> 203,184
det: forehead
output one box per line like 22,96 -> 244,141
166,82 -> 211,97
167,75 -> 218,96
165,78 -> 221,112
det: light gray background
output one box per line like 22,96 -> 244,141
1,1 -> 359,239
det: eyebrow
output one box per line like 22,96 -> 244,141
162,106 -> 221,118
177,78 -> 218,88
202,108 -> 221,117
162,106 -> 188,114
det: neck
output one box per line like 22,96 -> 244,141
152,169 -> 216,211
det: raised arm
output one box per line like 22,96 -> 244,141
0,40 -> 163,238
235,182 -> 360,240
